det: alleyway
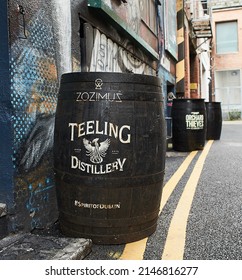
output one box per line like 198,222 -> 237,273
86,121 -> 242,260
1,121 -> 241,280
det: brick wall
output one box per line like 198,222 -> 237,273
212,7 -> 242,71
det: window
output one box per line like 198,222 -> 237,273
216,70 -> 240,88
140,0 -> 157,33
216,21 -> 238,53
215,70 -> 241,112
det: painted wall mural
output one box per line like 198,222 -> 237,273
10,4 -> 59,230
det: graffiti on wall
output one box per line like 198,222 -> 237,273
90,29 -> 154,75
86,0 -> 155,74
11,6 -> 59,230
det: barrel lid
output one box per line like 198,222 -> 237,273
173,98 -> 205,103
205,101 -> 221,104
60,72 -> 161,86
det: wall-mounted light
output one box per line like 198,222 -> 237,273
196,48 -> 211,55
231,71 -> 238,76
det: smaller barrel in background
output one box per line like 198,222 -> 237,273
205,102 -> 222,140
172,98 -> 207,152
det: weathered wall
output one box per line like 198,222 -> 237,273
0,0 -> 14,210
76,0 -> 157,74
8,0 -> 62,231
158,0 -> 176,122
212,7 -> 242,71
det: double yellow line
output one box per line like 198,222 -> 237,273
119,140 -> 214,260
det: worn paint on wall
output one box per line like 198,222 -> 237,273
0,0 -> 14,207
52,0 -> 72,74
104,0 -> 141,33
10,4 -> 59,230
104,0 -> 158,51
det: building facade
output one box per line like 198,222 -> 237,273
177,0 -> 212,100
211,3 -> 242,119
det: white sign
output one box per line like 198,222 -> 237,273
69,120 -> 131,175
185,112 -> 204,130
69,121 -> 131,143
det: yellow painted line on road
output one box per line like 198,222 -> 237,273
119,238 -> 148,260
159,151 -> 198,214
119,151 -> 198,260
162,140 -> 214,260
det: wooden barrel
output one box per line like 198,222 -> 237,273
205,102 -> 222,140
172,98 -> 206,152
54,72 -> 166,244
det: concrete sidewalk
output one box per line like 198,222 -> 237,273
223,120 -> 242,124
0,232 -> 92,260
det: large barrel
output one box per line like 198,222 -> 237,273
172,98 -> 206,152
205,102 -> 222,140
54,72 -> 166,244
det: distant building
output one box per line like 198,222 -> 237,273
211,3 -> 242,119
176,0 -> 212,100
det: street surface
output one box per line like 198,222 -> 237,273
86,121 -> 242,260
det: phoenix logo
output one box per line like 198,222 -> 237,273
83,138 -> 110,163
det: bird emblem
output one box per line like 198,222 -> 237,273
83,138 -> 110,163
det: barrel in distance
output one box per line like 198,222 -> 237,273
172,98 -> 206,152
205,102 -> 222,140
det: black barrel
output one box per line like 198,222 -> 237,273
205,102 -> 222,140
54,72 -> 166,244
172,98 -> 206,152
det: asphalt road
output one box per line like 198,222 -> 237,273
86,121 -> 242,260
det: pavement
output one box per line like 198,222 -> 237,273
223,120 -> 242,124
0,231 -> 92,260
0,216 -> 92,260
